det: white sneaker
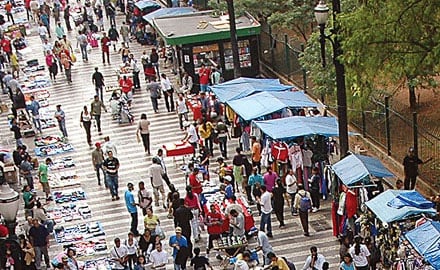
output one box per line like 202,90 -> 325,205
312,207 -> 318,213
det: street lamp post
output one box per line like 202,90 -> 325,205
314,0 -> 349,156
0,166 -> 22,270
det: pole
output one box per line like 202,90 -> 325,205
413,111 -> 418,156
226,0 -> 241,78
301,44 -> 307,92
361,111 -> 366,137
331,0 -> 349,157
385,96 -> 391,155
284,34 -> 290,79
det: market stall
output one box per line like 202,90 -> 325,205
134,0 -> 161,17
143,7 -> 196,24
210,77 -> 294,103
152,11 -> 261,86
404,220 -> 440,269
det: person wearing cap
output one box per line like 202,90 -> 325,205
169,227 -> 189,270
54,104 -> 68,138
223,176 -> 234,199
92,142 -> 106,186
403,147 -> 432,190
249,226 -> 273,266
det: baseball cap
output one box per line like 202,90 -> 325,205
175,227 -> 182,233
248,226 -> 258,235
224,175 -> 232,182
95,142 -> 101,147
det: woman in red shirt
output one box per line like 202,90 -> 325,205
184,186 -> 202,242
188,167 -> 203,194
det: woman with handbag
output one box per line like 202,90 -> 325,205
160,73 -> 174,112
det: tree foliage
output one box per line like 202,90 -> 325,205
339,0 -> 440,109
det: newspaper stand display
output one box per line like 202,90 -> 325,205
213,236 -> 248,269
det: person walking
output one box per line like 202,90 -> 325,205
150,242 -> 168,270
169,227 -> 189,270
176,93 -> 188,130
92,67 -> 105,101
28,219 -> 50,270
258,185 -> 273,237
173,199 -> 193,254
198,64 -> 210,92
29,96 -> 42,133
103,150 -> 120,201
160,73 -> 174,112
285,168 -> 298,215
64,5 -> 72,31
92,142 -> 106,187
77,30 -> 89,61
263,166 -> 278,192
5,1 -> 15,24
129,54 -> 141,90
251,136 -> 262,174
216,120 -> 229,159
309,167 -> 321,212
103,136 -> 118,158
101,32 -> 111,64
120,21 -> 130,47
136,113 -> 150,155
60,50 -> 72,83
125,183 -> 140,236
150,48 -> 159,75
91,95 -> 107,135
80,105 -> 92,146
155,149 -> 172,189
403,147 -> 431,190
348,236 -> 370,270
55,21 -> 65,39
272,179 -> 287,229
148,157 -> 166,208
108,25 -> 119,51
147,79 -> 161,113
46,51 -> 58,81
110,238 -> 129,270
303,246 -> 327,270
137,181 -> 152,216
54,104 -> 68,138
294,184 -> 311,237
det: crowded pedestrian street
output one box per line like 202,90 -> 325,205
0,1 -> 438,270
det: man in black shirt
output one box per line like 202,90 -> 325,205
92,67 -> 105,101
29,218 -> 50,270
10,118 -> 23,147
103,150 -> 120,200
403,147 -> 431,190
174,198 -> 193,257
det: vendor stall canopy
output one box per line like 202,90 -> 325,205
209,77 -> 295,102
227,91 -> 319,121
152,11 -> 261,46
332,154 -> 394,186
406,220 -> 440,269
134,0 -> 161,11
143,7 -> 196,25
365,190 -> 436,223
252,116 -> 340,140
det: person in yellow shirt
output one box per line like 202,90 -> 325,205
267,252 -> 289,270
143,207 -> 160,233
10,52 -> 19,78
251,136 -> 262,173
198,118 -> 214,154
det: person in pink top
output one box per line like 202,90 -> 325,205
263,166 -> 278,192
45,51 -> 58,81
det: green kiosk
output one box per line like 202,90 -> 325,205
152,11 -> 261,87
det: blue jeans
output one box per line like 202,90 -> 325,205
174,263 -> 183,270
80,44 -> 88,61
200,84 -> 208,92
58,120 -> 68,137
260,212 -> 272,235
106,173 -> 119,197
95,163 -> 106,185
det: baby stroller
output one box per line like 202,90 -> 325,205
118,94 -> 134,124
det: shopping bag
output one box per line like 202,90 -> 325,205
155,225 -> 166,240
71,53 -> 77,63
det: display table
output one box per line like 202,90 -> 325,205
213,236 -> 248,269
52,188 -> 87,204
48,157 -> 76,170
34,135 -> 63,147
203,193 -> 254,233
48,170 -> 79,189
163,142 -> 194,157
34,143 -> 74,156
84,257 -> 112,270
54,221 -> 105,244
46,202 -> 91,223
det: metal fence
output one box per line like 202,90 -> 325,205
259,23 -> 306,89
351,97 -> 440,189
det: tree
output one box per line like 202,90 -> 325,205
339,0 -> 440,110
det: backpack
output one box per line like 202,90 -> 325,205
299,193 -> 311,212
281,257 -> 296,270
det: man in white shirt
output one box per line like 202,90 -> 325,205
285,169 -> 298,215
302,246 -> 326,270
183,121 -> 199,156
103,136 -> 118,159
229,209 -> 245,237
148,157 -> 166,208
155,149 -> 171,190
38,23 -> 49,42
258,185 -> 273,237
248,227 -> 273,266
110,238 -> 129,270
150,242 -> 168,270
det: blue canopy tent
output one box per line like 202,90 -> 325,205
134,0 -> 161,11
142,7 -> 196,24
252,116 -> 340,140
405,220 -> 440,269
332,154 -> 394,186
226,91 -> 318,121
365,190 -> 436,223
209,77 -> 295,102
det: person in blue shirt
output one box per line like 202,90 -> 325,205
248,167 -> 264,203
29,96 -> 42,133
169,227 -> 189,270
125,183 -> 139,236
224,176 -> 234,199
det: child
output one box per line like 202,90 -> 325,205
190,247 -> 212,270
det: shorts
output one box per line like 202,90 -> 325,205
152,185 -> 165,197
41,182 -> 50,194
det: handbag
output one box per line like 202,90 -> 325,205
71,53 -> 77,63
155,225 -> 166,240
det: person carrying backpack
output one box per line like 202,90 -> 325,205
294,184 -> 311,237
